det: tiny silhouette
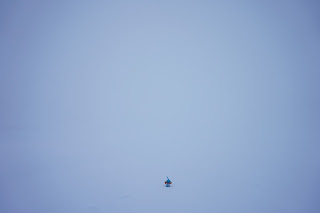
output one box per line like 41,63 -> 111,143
165,176 -> 172,187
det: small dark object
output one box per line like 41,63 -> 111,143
165,176 -> 172,187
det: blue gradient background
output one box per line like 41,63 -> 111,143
1,1 -> 319,212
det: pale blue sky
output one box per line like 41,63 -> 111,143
1,1 -> 320,213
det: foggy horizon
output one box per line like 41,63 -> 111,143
1,1 -> 319,213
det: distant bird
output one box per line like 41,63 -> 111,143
165,176 -> 172,187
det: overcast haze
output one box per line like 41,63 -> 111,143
1,1 -> 320,213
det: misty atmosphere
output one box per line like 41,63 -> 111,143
1,1 -> 319,212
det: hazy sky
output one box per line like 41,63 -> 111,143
1,1 -> 320,213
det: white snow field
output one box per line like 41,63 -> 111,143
1,1 -> 319,213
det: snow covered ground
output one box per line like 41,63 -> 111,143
1,1 -> 320,212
